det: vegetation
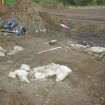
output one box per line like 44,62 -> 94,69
32,0 -> 105,6
4,0 -> 16,6
0,12 -> 5,17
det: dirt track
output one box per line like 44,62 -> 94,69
43,7 -> 105,22
0,6 -> 105,105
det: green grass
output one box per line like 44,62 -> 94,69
4,0 -> 16,6
32,0 -> 60,7
0,12 -> 5,17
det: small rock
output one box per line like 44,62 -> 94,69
14,45 -> 24,51
15,69 -> 30,83
0,46 -> 6,52
7,45 -> 24,55
88,47 -> 105,53
0,51 -> 5,56
20,64 -> 31,71
8,72 -> 16,78
49,40 -> 58,46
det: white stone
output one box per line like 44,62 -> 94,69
8,72 -> 16,78
20,64 -> 30,71
15,69 -> 30,83
9,63 -> 72,83
60,24 -> 69,29
88,47 -> 105,53
9,69 -> 30,83
7,50 -> 18,55
7,46 -> 24,55
70,43 -> 87,49
32,63 -> 72,81
0,46 -> 6,52
55,65 -> 72,82
14,45 -> 24,51
0,51 -> 5,56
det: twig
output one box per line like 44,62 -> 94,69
37,47 -> 62,54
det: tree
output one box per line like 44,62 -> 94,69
62,0 -> 75,5
32,0 -> 105,6
62,0 -> 93,6
96,0 -> 105,5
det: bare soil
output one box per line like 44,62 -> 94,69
0,2 -> 105,105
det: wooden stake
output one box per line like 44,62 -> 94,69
37,47 -> 62,54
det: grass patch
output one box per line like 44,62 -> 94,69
0,12 -> 5,17
5,0 -> 16,6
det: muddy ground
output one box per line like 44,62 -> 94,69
0,6 -> 105,105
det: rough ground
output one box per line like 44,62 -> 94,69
0,2 -> 105,105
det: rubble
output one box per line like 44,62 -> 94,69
31,63 -> 72,82
0,46 -> 7,52
69,43 -> 105,54
7,45 -> 24,55
0,46 -> 6,56
0,51 -> 5,56
20,64 -> 31,72
8,72 -> 17,79
87,47 -> 105,54
70,43 -> 88,51
68,43 -> 105,59
15,69 -> 30,83
8,63 -> 72,83
8,64 -> 30,83
0,45 -> 24,57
